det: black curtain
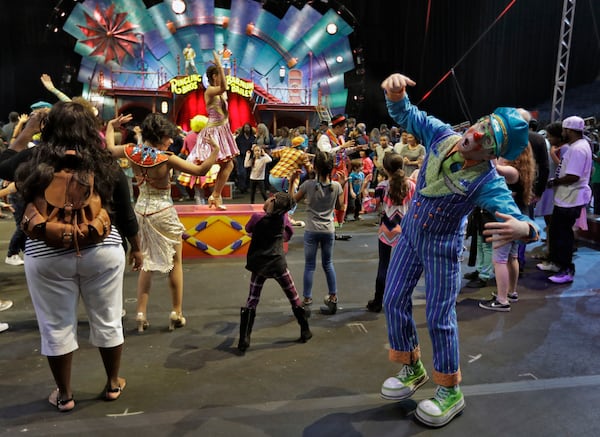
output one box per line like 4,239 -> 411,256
1,0 -> 599,128
0,1 -> 82,117
346,0 -> 600,127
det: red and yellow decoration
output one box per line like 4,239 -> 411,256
77,4 -> 138,64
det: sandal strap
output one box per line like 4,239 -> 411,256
106,385 -> 122,393
57,397 -> 74,406
49,389 -> 74,411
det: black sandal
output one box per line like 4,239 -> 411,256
104,378 -> 126,401
48,389 -> 75,412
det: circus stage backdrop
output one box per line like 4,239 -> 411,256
62,0 -> 356,130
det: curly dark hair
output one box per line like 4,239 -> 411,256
545,122 -> 563,139
141,113 -> 178,146
383,153 -> 409,205
15,101 -> 120,208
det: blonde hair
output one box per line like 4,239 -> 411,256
506,144 -> 535,206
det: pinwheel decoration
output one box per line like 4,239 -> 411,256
77,4 -> 138,64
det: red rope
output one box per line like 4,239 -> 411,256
425,0 -> 432,36
417,0 -> 518,105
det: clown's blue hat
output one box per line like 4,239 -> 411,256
489,107 -> 529,160
30,101 -> 52,110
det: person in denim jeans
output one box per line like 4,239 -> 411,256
0,182 -> 26,265
292,152 -> 346,315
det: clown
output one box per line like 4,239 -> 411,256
316,114 -> 357,226
379,73 -> 539,427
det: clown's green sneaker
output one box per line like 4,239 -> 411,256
380,360 -> 429,400
415,385 -> 465,427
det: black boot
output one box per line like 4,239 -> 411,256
292,306 -> 312,343
366,299 -> 382,313
367,289 -> 384,313
238,307 -> 256,352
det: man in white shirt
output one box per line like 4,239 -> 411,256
538,116 -> 592,283
317,115 -> 354,153
182,44 -> 198,75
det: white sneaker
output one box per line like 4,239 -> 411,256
5,254 -> 24,266
0,322 -> 8,333
0,300 -> 13,312
536,261 -> 560,272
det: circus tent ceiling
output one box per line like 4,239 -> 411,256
4,1 -> 600,128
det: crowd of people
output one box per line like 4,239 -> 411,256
0,69 -> 598,427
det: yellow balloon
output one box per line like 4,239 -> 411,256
190,114 -> 208,133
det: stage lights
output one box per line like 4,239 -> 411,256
171,0 -> 186,14
326,22 -> 337,35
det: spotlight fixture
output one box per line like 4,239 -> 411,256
171,0 -> 186,14
279,65 -> 286,82
326,22 -> 337,35
336,55 -> 343,63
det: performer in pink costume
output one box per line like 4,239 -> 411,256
187,51 -> 239,210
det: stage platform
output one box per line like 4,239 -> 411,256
176,203 -> 264,258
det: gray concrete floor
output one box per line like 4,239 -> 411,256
1,193 -> 600,436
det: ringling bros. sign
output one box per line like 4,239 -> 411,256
169,75 -> 254,98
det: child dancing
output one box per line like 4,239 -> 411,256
238,192 -> 312,353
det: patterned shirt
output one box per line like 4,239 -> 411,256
269,147 -> 311,178
375,179 -> 416,246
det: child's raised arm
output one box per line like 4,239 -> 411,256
106,114 -> 133,158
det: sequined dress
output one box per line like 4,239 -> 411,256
187,94 -> 239,164
135,184 -> 185,273
125,144 -> 185,273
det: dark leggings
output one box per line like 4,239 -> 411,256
374,240 -> 393,304
7,196 -> 26,257
245,269 -> 302,309
249,179 -> 268,204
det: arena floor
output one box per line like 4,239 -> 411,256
1,193 -> 599,436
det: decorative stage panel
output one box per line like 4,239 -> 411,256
177,204 -> 263,258
63,0 -> 356,123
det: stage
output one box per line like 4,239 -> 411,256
177,203 -> 265,258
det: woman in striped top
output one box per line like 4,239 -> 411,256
15,101 -> 141,411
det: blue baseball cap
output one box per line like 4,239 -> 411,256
30,101 -> 53,110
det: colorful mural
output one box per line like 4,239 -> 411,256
63,0 -> 355,118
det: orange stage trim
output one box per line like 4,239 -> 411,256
177,204 -> 264,258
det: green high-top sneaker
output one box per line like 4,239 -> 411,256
380,360 -> 429,400
415,385 -> 465,427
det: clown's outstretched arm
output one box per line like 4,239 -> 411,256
381,73 -> 416,102
381,73 -> 453,149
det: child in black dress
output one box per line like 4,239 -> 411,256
238,192 -> 312,352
